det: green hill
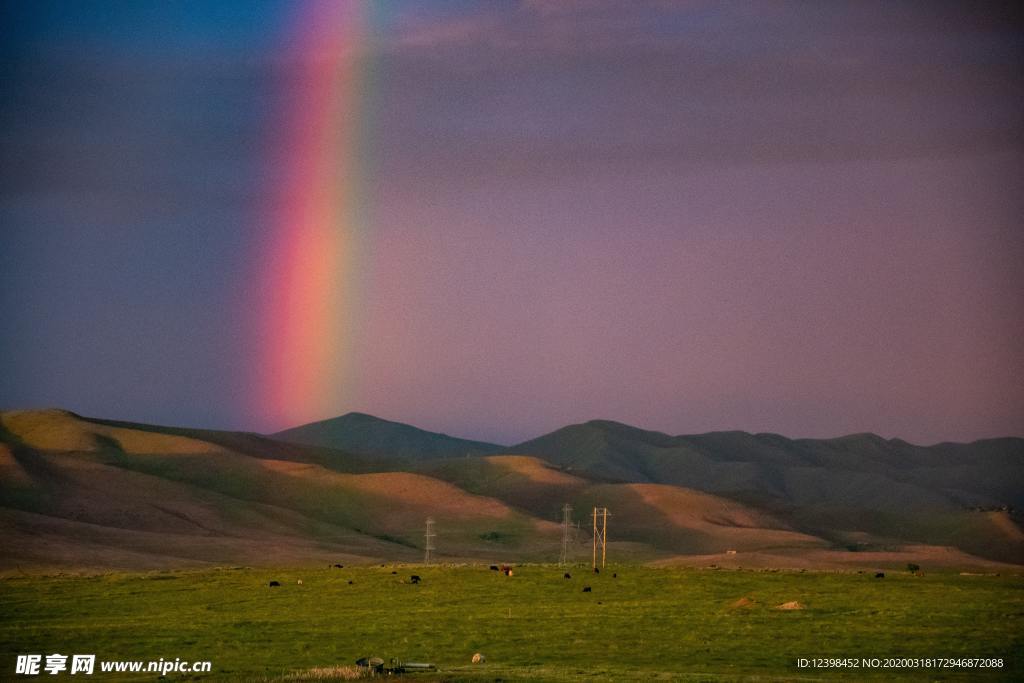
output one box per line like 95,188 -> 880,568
273,412 -> 505,460
512,419 -> 1024,510
513,420 -> 1024,562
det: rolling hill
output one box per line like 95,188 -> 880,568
513,420 -> 1024,509
513,420 -> 1024,563
273,412 -> 505,460
1,409 -> 1021,572
0,410 -> 553,571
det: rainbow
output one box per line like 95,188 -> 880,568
256,1 -> 374,429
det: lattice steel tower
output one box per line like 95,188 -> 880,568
424,516 -> 436,564
559,503 -> 573,565
592,506 -> 609,569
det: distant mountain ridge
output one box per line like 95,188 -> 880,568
511,419 -> 1024,508
273,412 -> 506,460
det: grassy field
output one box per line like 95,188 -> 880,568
1,565 -> 1021,681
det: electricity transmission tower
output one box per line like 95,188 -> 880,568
424,517 -> 436,564
559,503 -> 573,565
592,507 -> 609,569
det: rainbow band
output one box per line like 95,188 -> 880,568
261,1 -> 370,428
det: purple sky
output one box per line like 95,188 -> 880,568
2,1 -> 1022,445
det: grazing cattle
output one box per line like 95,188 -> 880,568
391,571 -> 398,575
564,573 -> 571,579
500,565 -> 513,576
875,572 -> 885,578
593,567 -> 600,574
582,586 -> 592,592
489,565 -> 499,571
333,564 -> 344,569
471,653 -> 486,664
268,581 -> 280,587
411,575 -> 421,584
612,573 -> 617,578
348,580 -> 354,585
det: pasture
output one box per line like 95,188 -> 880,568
1,565 -> 1021,681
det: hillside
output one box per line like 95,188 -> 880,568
0,410 -> 553,571
1,409 -> 1021,572
514,420 -> 1023,506
513,420 -> 1024,563
274,412 -> 505,460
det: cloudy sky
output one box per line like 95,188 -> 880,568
2,0 -> 1022,444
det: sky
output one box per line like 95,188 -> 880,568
1,0 -> 1022,446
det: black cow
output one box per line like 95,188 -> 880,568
563,573 -> 571,579
489,565 -> 499,571
410,575 -> 421,584
348,580 -> 354,585
268,581 -> 280,587
333,564 -> 344,569
875,572 -> 885,578
612,573 -> 617,578
593,567 -> 600,574
582,586 -> 592,592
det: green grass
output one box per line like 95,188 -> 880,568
1,565 -> 1021,681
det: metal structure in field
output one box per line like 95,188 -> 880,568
559,503 -> 573,565
592,507 -> 609,569
424,517 -> 436,564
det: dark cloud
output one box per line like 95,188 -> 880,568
374,0 -> 1023,186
